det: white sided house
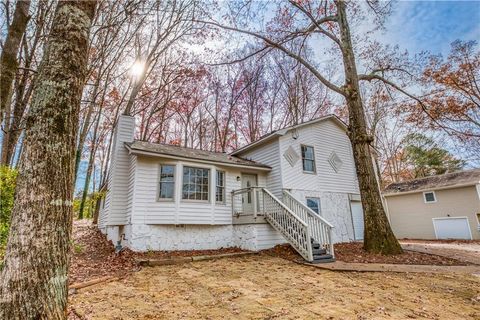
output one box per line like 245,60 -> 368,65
98,114 -> 364,263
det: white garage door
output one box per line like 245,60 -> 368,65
433,217 -> 472,240
351,201 -> 364,240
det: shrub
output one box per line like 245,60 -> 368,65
0,166 -> 18,261
73,190 -> 106,220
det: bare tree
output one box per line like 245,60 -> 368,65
123,0 -> 198,115
0,1 -> 96,318
1,1 -> 56,166
0,0 -> 30,127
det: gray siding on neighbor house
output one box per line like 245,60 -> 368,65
385,185 -> 480,240
130,156 -> 268,225
238,138 -> 283,198
279,119 -> 359,194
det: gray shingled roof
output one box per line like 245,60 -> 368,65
125,141 -> 271,170
383,168 -> 480,195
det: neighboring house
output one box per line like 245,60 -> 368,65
383,169 -> 480,240
98,114 -> 365,262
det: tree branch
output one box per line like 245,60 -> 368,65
287,0 -> 341,46
195,20 -> 345,96
359,73 -> 480,137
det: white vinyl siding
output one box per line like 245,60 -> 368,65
125,154 -> 137,223
101,115 -> 135,226
256,224 -> 287,250
237,139 -> 283,198
130,157 -> 267,225
279,119 -> 359,194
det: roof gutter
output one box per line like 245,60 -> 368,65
382,181 -> 480,197
125,145 -> 272,171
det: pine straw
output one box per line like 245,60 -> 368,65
264,242 -> 470,265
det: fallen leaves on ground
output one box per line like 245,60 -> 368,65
69,220 -> 249,285
69,220 -> 139,285
265,242 -> 469,265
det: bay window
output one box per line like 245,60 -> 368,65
216,171 -> 225,203
182,166 -> 210,201
159,165 -> 175,200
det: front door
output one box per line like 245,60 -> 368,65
241,174 -> 257,213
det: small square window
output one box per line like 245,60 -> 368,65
306,197 -> 321,215
424,191 -> 436,203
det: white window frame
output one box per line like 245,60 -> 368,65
306,197 -> 321,215
158,164 -> 176,201
423,191 -> 437,203
182,165 -> 210,202
216,170 -> 226,204
301,144 -> 316,174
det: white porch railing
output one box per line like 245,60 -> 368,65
231,187 -> 313,261
282,190 -> 335,257
262,188 -> 313,261
231,187 -> 264,218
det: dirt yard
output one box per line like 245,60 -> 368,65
69,254 -> 480,320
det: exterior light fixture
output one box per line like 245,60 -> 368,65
292,129 -> 299,139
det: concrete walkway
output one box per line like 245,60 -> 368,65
400,241 -> 480,265
302,260 -> 480,275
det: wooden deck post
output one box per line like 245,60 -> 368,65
252,187 -> 257,218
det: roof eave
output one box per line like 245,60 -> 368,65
230,133 -> 281,155
231,115 -> 348,155
125,144 -> 272,171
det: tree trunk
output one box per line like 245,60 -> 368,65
336,1 -> 402,255
0,1 -> 96,319
0,0 -> 31,131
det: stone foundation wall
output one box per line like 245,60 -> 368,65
111,223 -> 286,252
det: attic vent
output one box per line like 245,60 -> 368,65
284,146 -> 299,167
328,151 -> 343,173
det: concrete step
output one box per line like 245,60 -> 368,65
311,254 -> 335,264
312,248 -> 327,255
310,257 -> 336,264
